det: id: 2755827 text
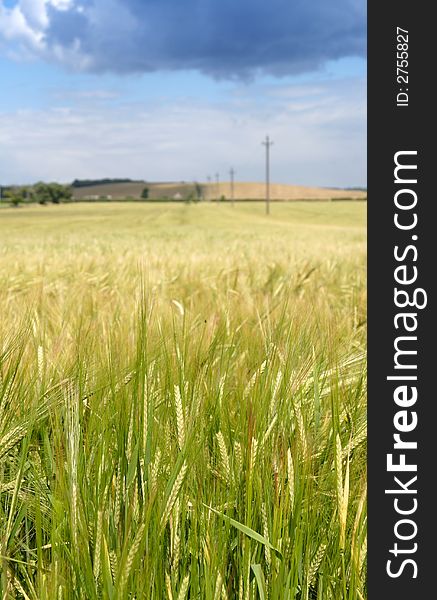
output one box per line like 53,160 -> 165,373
396,27 -> 409,107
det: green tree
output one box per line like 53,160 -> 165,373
141,187 -> 149,199
32,182 -> 73,205
4,187 -> 28,207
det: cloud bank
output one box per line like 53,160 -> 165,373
0,77 -> 366,187
0,0 -> 366,77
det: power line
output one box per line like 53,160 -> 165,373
262,135 -> 273,215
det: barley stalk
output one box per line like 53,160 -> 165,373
261,502 -> 271,571
143,376 -> 148,452
114,461 -> 122,530
287,449 -> 294,508
174,385 -> 185,450
335,434 -> 343,513
93,509 -> 103,581
37,345 -> 44,383
127,408 -> 134,462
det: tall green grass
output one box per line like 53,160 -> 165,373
0,203 -> 366,599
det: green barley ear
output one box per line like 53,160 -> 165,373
221,581 -> 229,600
359,535 -> 367,576
0,425 -> 27,461
244,360 -> 266,399
216,431 -> 231,484
149,448 -> 161,494
249,437 -> 258,470
295,404 -> 307,461
234,441 -> 243,476
341,456 -> 350,549
142,374 -> 148,453
172,532 -> 181,571
176,574 -> 190,600
218,375 -> 225,408
238,574 -> 244,600
214,572 -> 223,600
335,434 -> 344,549
335,434 -> 343,505
343,424 -> 367,459
93,509 -> 103,581
352,484 -> 367,574
165,572 -> 174,600
335,434 -> 350,551
109,549 -> 118,582
261,413 -> 278,447
161,461 -> 187,530
308,543 -> 327,588
117,522 -> 146,595
269,369 -> 282,416
126,407 -> 134,462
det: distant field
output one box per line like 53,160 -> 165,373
71,180 -> 367,201
0,203 -> 366,599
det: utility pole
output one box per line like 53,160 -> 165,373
262,135 -> 273,215
207,175 -> 212,201
215,172 -> 220,203
229,167 -> 235,207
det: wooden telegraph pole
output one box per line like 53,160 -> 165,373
229,167 -> 235,207
262,135 -> 273,215
215,172 -> 220,203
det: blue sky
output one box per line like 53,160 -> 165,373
0,0 -> 366,187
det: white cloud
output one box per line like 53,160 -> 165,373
0,3 -> 44,48
0,79 -> 366,187
0,0 -> 84,62
19,0 -> 49,29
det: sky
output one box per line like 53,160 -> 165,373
0,0 -> 366,187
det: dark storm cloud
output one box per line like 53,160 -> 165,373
42,0 -> 366,77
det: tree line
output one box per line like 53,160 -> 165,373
1,183 -> 72,206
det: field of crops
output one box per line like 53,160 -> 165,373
0,202 -> 366,599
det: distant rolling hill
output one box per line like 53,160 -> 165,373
71,180 -> 367,201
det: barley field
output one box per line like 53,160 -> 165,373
0,202 -> 366,599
